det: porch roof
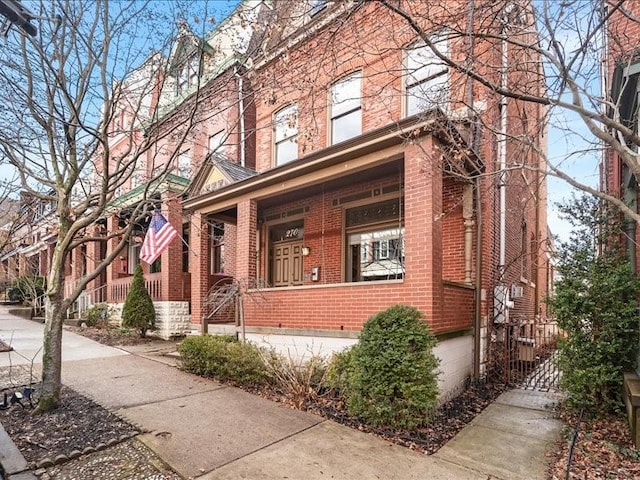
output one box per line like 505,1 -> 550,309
183,111 -> 482,213
106,174 -> 190,212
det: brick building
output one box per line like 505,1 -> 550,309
1,0 -> 548,397
182,0 -> 549,397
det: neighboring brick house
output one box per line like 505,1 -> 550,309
604,0 -> 640,271
183,0 -> 548,397
99,2 -> 260,338
605,0 -> 640,444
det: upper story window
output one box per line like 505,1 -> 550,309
208,130 -> 226,155
274,104 -> 298,166
611,62 -> 640,142
131,158 -> 146,188
176,57 -> 199,96
520,221 -> 529,281
330,71 -> 362,145
310,0 -> 327,16
405,36 -> 449,116
177,150 -> 191,178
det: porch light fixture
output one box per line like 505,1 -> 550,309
301,246 -> 310,256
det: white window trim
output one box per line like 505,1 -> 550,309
404,35 -> 449,117
274,104 -> 299,166
329,71 -> 362,145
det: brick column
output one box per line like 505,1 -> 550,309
189,212 -> 209,327
160,192 -> 184,302
403,136 -> 443,329
236,199 -> 257,285
38,250 -> 48,278
86,225 -> 103,302
105,214 -> 119,303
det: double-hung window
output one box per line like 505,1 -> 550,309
330,71 -> 362,145
208,130 -> 226,155
274,104 -> 298,165
405,36 -> 449,116
177,150 -> 191,178
177,57 -> 199,96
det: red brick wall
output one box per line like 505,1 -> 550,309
442,177 -> 467,283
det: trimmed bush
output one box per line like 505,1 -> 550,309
8,276 -> 45,304
121,264 -> 155,337
325,346 -> 356,394
345,305 -> 439,428
178,335 -> 271,385
83,303 -> 110,327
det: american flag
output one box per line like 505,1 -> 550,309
140,210 -> 178,265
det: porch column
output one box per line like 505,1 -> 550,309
38,250 -> 48,278
72,242 -> 84,285
160,192 -> 183,302
105,214 -> 119,303
236,199 -> 257,284
403,137 -> 443,329
86,225 -> 103,303
189,212 -> 209,327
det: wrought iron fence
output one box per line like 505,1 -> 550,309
486,318 -> 561,391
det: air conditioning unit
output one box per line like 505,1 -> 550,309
511,284 -> 524,299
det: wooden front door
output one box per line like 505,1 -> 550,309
271,241 -> 303,287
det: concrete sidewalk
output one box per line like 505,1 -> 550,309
0,309 -> 563,480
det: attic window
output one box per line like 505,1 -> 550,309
177,57 -> 199,96
310,0 -> 327,16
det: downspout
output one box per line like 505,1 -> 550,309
496,8 -> 509,324
474,177 -> 483,378
235,65 -> 246,167
465,0 -> 483,379
465,0 -> 482,380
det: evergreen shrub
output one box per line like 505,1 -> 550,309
178,334 -> 271,385
121,264 -> 156,337
344,305 -> 439,428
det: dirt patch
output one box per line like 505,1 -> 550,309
65,325 -> 159,347
0,385 -> 140,468
547,407 -> 640,479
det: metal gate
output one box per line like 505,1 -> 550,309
487,319 -> 561,392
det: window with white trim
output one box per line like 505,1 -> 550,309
177,57 -> 199,96
208,130 -> 226,155
330,71 -> 362,145
345,198 -> 404,282
177,150 -> 191,178
405,36 -> 449,116
274,104 -> 298,166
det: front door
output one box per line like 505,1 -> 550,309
271,241 -> 303,287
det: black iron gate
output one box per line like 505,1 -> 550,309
487,319 -> 561,392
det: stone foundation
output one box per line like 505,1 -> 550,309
222,326 -> 474,401
109,301 -> 191,340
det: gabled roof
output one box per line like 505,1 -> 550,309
168,21 -> 214,74
188,153 -> 257,199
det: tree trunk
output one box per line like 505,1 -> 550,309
35,298 -> 65,413
34,248 -> 67,414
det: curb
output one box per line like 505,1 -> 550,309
0,424 -> 36,480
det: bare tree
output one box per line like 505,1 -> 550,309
0,0 -> 227,412
368,0 -> 640,224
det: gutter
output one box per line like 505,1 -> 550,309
183,114 -> 453,212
